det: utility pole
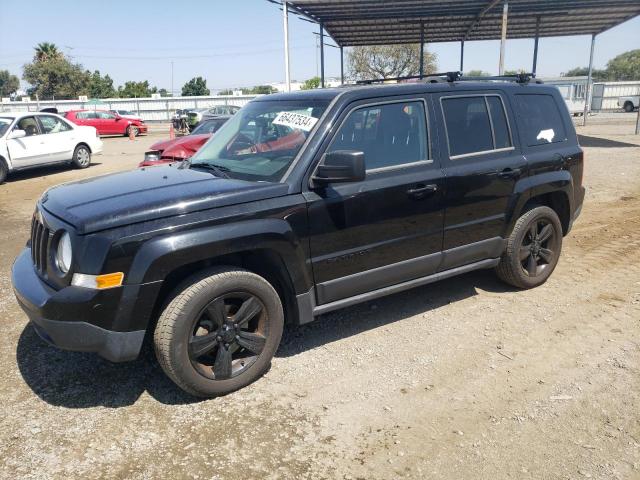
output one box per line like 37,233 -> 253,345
499,0 -> 508,75
283,0 -> 291,92
171,61 -> 174,97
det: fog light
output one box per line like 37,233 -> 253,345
72,272 -> 124,290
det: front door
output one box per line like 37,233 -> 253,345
305,98 -> 445,305
434,92 -> 526,270
36,115 -> 76,162
6,116 -> 48,168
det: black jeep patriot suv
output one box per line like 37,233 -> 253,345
12,76 -> 584,397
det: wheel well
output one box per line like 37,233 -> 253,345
76,142 -> 91,153
148,249 -> 299,332
523,191 -> 571,235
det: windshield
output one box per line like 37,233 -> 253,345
191,118 -> 227,135
190,99 -> 329,182
0,117 -> 13,136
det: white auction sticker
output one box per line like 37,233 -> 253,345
272,111 -> 318,132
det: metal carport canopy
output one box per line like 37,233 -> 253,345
286,0 -> 640,46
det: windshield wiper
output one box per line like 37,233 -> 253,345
182,159 -> 230,178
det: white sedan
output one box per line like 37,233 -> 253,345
0,112 -> 103,183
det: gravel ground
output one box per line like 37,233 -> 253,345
1,114 -> 639,479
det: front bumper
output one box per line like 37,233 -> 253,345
11,248 -> 147,362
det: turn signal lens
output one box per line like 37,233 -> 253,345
72,272 -> 124,290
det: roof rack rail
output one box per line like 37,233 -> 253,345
355,71 -> 542,85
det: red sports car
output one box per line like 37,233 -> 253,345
65,110 -> 147,137
139,116 -> 230,167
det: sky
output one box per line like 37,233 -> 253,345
1,0 -> 639,94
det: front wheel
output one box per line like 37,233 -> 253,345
623,101 -> 635,113
72,145 -> 91,169
495,206 -> 563,289
154,267 -> 284,397
126,125 -> 139,137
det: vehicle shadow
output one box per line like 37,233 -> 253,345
578,134 -> 638,148
5,163 -> 103,183
277,269 -> 513,357
16,269 -> 514,408
16,326 -> 198,408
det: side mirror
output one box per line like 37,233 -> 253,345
7,129 -> 26,140
114,116 -> 121,121
312,150 -> 366,186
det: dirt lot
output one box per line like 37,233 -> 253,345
0,114 -> 639,480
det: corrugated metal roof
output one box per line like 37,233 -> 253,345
287,0 -> 640,45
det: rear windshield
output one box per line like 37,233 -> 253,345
515,94 -> 567,146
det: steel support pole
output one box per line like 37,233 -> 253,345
460,40 -> 465,72
340,46 -> 344,85
635,101 -> 640,135
419,23 -> 425,79
532,16 -> 540,76
283,1 -> 291,92
499,0 -> 508,75
582,34 -> 596,126
320,22 -> 325,88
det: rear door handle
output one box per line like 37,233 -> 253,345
498,168 -> 522,179
407,184 -> 438,198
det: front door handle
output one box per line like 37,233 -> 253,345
407,184 -> 438,199
498,168 -> 522,179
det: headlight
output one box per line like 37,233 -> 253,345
55,231 -> 72,274
144,151 -> 161,162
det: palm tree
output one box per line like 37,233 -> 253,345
34,42 -> 63,62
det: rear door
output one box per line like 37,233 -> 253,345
36,115 -> 76,161
434,91 -> 526,270
305,96 -> 446,305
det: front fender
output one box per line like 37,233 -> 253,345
126,218 -> 311,292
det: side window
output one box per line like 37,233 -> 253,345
327,100 -> 428,171
515,94 -> 567,146
486,96 -> 512,149
442,97 -> 493,157
15,117 -> 40,136
39,115 -> 72,134
97,111 -> 115,120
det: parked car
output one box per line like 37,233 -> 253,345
110,109 -> 143,121
12,78 -> 584,397
618,95 -> 639,112
0,112 -> 102,183
64,110 -> 147,137
186,108 -> 210,128
140,116 -> 230,167
205,105 -> 240,116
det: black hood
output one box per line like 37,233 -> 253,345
40,166 -> 289,234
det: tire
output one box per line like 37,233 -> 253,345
495,206 -> 563,289
623,101 -> 634,113
154,267 -> 284,397
0,159 -> 7,184
72,145 -> 91,169
126,125 -> 139,137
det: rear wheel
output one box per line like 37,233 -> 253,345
154,267 -> 284,397
0,159 -> 7,183
72,145 -> 91,169
623,101 -> 635,113
126,125 -> 139,137
495,206 -> 563,289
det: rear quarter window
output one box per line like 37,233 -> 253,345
515,94 -> 567,146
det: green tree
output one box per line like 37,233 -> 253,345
347,44 -> 437,80
562,67 -> 608,82
182,76 -> 210,96
464,70 -> 490,77
34,42 -> 63,62
117,80 -> 157,98
606,49 -> 640,81
158,88 -> 170,97
87,70 -> 115,98
0,70 -> 20,97
23,56 -> 90,99
243,85 -> 277,95
300,76 -> 321,90
218,88 -> 234,95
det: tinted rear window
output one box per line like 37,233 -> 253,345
442,97 -> 493,157
515,94 -> 567,146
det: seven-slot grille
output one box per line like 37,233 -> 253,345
30,211 -> 50,274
